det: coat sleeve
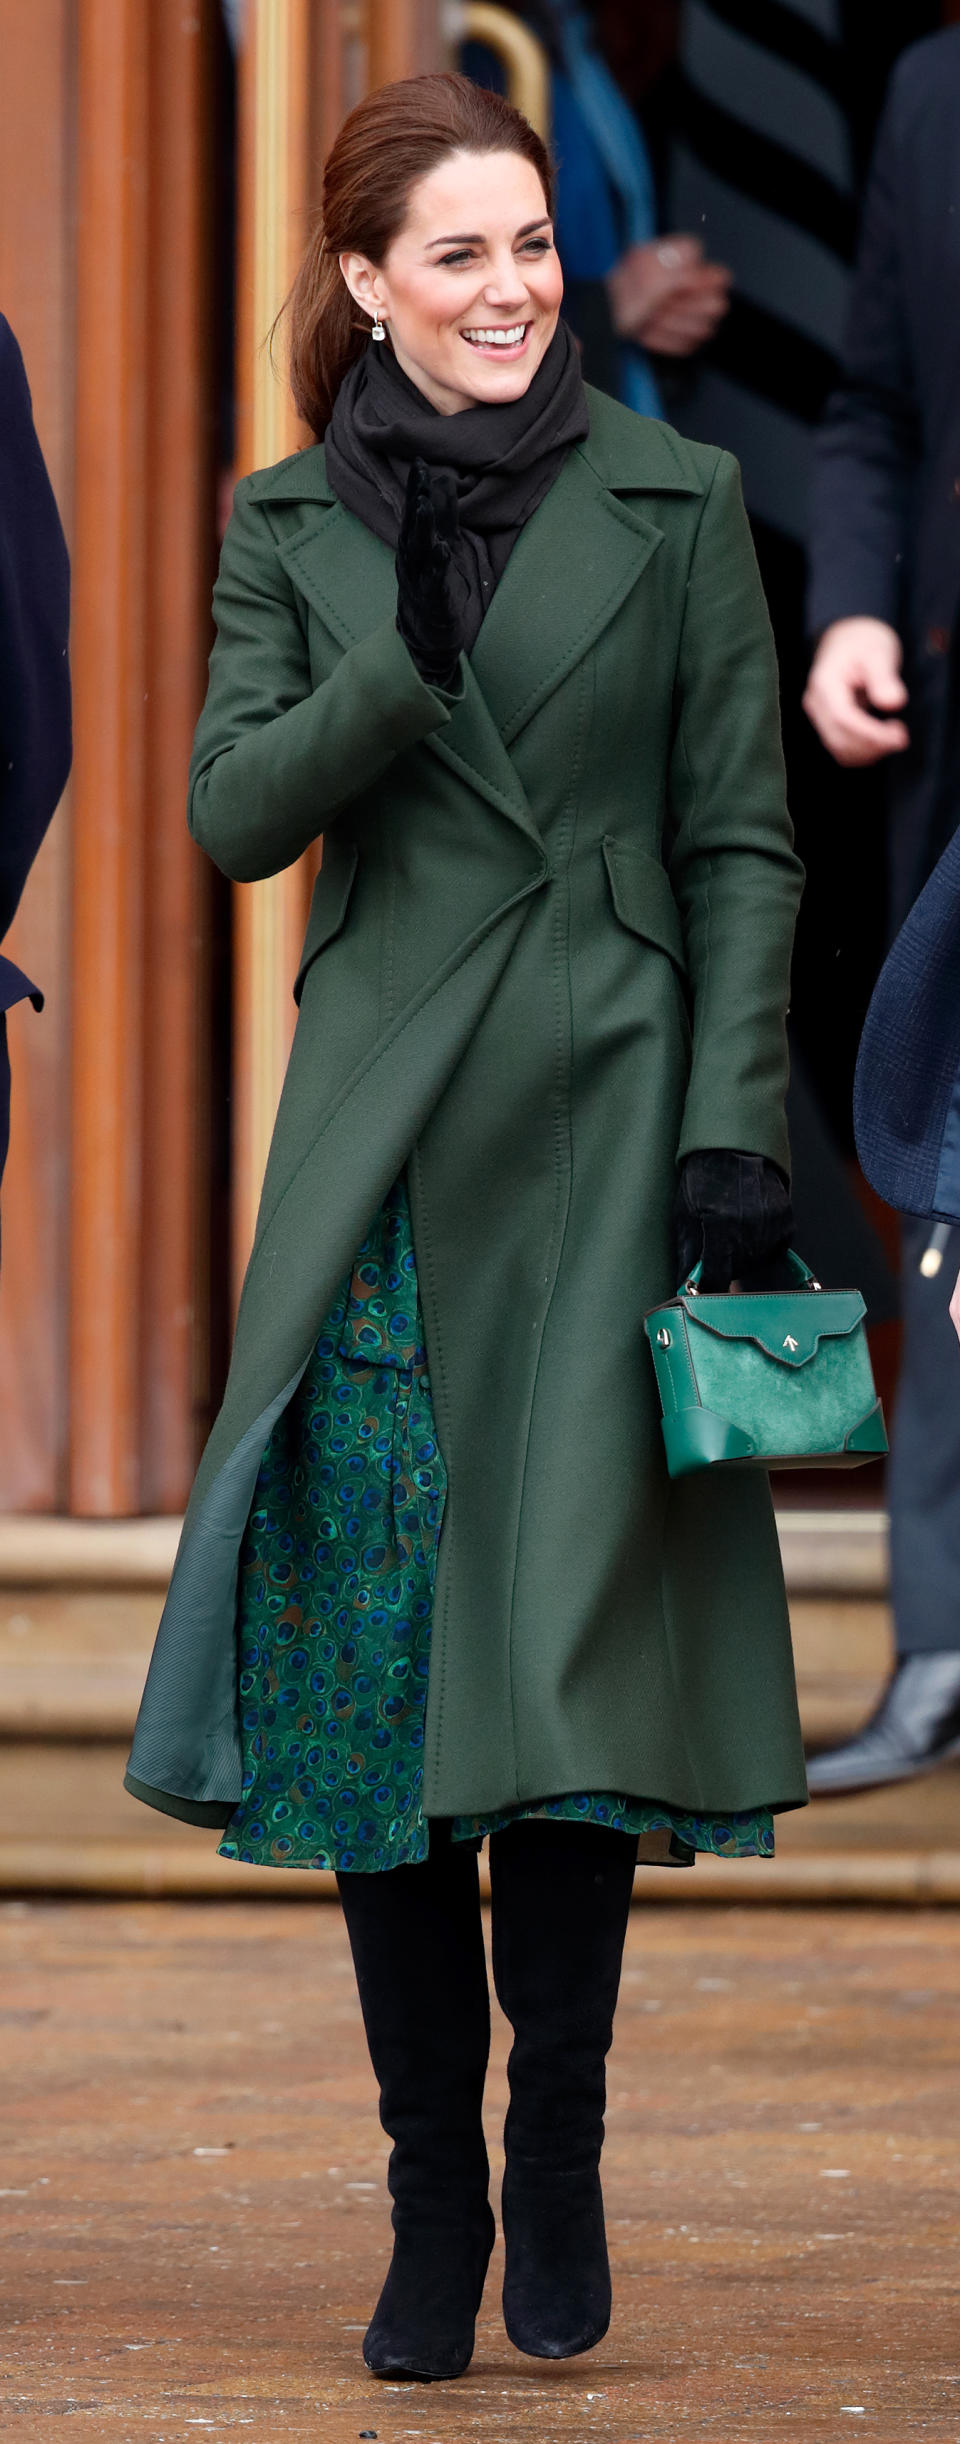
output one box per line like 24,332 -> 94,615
668,451 -> 803,1178
188,480 -> 461,882
805,65 -> 920,638
0,317 -> 71,941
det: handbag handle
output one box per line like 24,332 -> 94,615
681,1248 -> 823,1297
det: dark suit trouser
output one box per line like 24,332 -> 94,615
888,1218 -> 960,1652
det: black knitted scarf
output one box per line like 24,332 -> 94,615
325,319 -> 588,650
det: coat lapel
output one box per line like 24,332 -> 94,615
255,394 -> 703,830
277,495 -> 538,840
469,444 -> 666,746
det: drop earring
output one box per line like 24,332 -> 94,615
371,311 -> 386,342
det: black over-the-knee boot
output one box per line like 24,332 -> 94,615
336,1830 -> 495,2381
489,1818 -> 637,2359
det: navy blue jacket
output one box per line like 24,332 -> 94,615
807,30 -> 960,923
0,317 -> 71,1187
854,821 -> 960,1221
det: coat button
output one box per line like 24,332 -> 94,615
953,477 -> 960,499
926,624 -> 951,655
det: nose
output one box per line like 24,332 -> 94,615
481,248 -> 529,311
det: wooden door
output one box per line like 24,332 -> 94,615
0,0 -> 442,1522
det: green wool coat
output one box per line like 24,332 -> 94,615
126,385 -> 808,1832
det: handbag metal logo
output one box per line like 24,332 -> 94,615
783,1335 -> 799,1351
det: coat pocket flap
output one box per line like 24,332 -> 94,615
293,839 -> 359,1005
602,837 -> 685,973
679,1288 -> 867,1366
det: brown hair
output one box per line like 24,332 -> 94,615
283,72 -> 555,438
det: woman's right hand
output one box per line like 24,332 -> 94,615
675,1150 -> 793,1291
395,458 -> 469,690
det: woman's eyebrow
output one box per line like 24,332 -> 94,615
425,217 -> 552,247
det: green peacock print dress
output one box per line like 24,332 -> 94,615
219,1178 -> 775,1875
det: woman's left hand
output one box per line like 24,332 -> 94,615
675,1150 -> 793,1291
395,458 -> 470,689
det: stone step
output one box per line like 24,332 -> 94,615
0,1506 -> 889,1596
3,1514 -> 945,1903
0,1584 -> 894,1743
14,1722 -> 957,1860
0,1588 -> 165,1735
6,1702 -> 960,1904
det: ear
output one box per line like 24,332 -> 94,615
339,251 -> 386,322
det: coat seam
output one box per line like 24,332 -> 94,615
501,546 -> 657,741
658,1552 -> 710,1806
248,866 -> 545,1268
504,658 -> 591,1799
649,462 -> 719,1807
407,1137 -> 457,1800
673,460 -> 723,1071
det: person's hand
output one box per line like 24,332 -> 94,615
803,617 -> 910,766
395,458 -> 470,689
606,235 -> 731,357
675,1150 -> 793,1292
950,1264 -> 960,1349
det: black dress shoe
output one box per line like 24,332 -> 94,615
805,1652 -> 960,1795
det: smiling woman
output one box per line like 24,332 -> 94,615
284,71 -> 560,428
338,152 -> 562,412
125,67 -> 805,2397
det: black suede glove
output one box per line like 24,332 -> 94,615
395,458 -> 470,690
675,1150 -> 794,1291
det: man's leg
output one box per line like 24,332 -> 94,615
807,1218 -> 960,1793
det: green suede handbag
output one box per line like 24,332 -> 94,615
644,1252 -> 888,1479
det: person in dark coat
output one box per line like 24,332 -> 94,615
803,29 -> 960,1792
851,824 -> 960,1785
0,315 -> 71,1200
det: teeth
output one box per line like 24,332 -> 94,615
462,325 -> 526,347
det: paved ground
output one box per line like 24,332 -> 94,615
1,1898 -> 958,2442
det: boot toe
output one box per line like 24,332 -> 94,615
363,2330 -> 475,2381
503,2298 -> 610,2359
501,2176 -> 611,2361
362,2205 -> 495,2383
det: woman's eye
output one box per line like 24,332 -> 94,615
436,236 -> 552,268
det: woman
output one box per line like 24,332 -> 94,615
126,73 -> 806,2383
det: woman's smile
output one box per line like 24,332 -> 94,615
459,320 -> 531,358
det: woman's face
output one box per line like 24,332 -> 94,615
340,150 -> 563,416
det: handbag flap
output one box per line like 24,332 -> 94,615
677,1288 -> 866,1366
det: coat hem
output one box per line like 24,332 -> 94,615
124,1771 -> 235,1829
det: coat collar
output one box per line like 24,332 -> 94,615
244,385 -> 708,512
249,390 -> 706,834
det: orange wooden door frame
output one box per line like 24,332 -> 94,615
230,1 -> 316,1306
69,3 -> 219,1514
228,0 -> 443,1311
69,1 -> 150,1513
139,6 -> 219,1510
